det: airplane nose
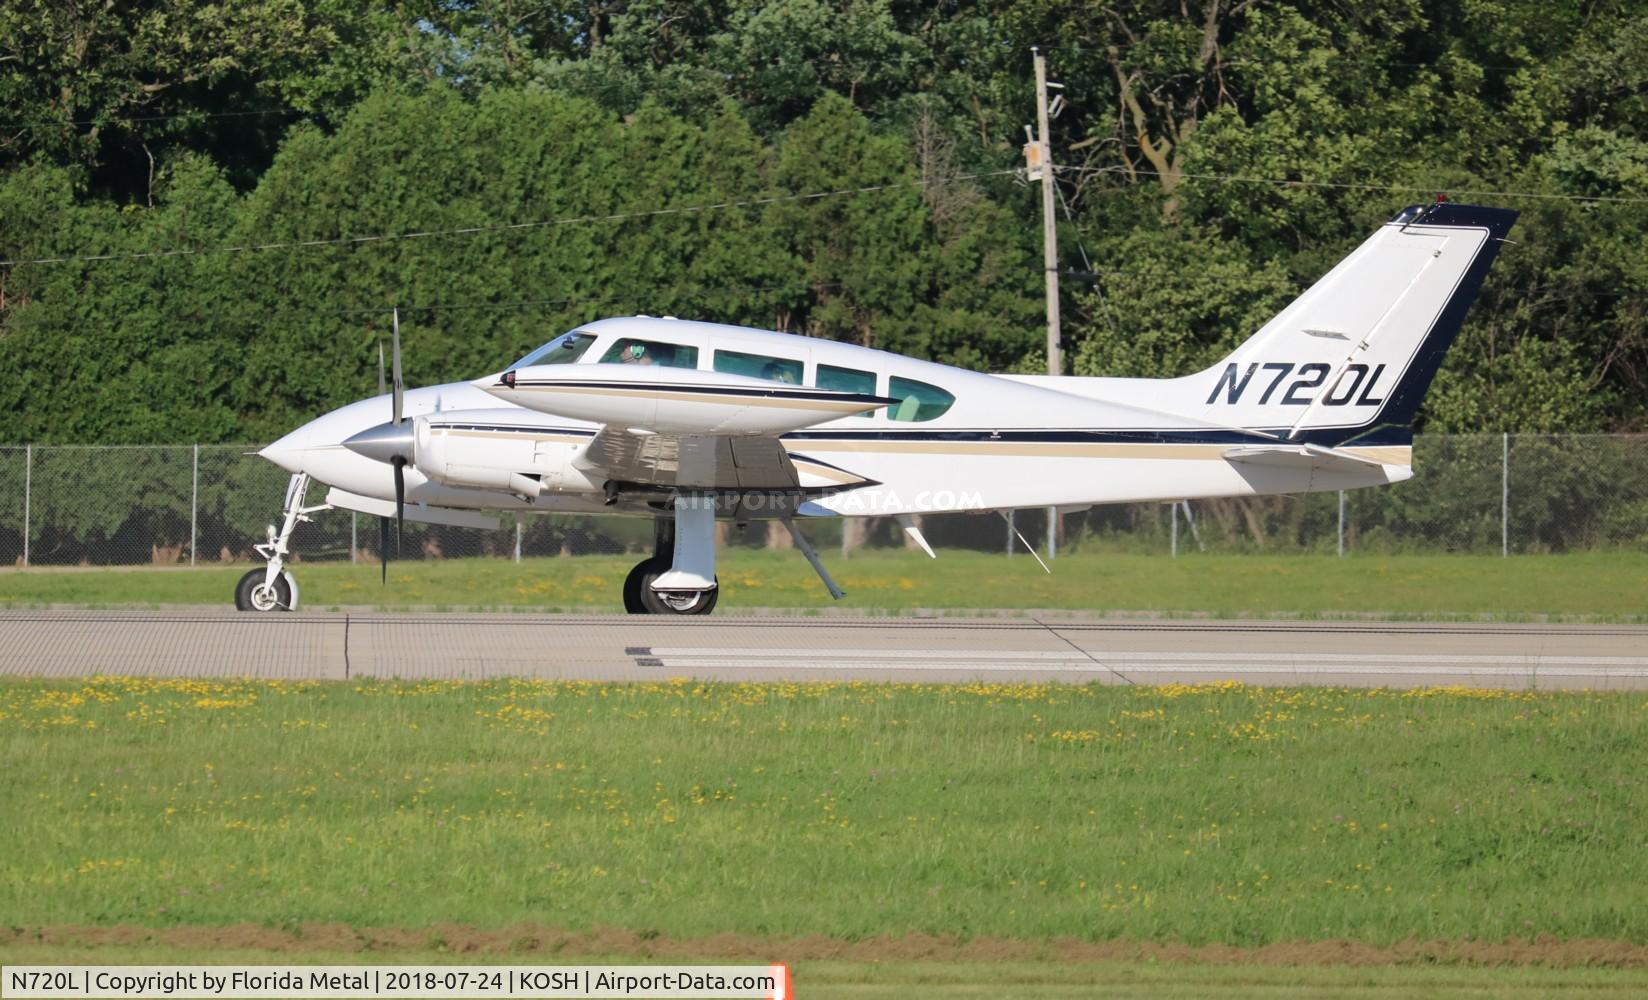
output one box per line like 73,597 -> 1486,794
343,422 -> 414,464
258,429 -> 309,474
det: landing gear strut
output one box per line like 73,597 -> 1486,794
623,496 -> 719,615
236,472 -> 329,612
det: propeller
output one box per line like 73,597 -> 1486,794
390,306 -> 406,551
370,310 -> 406,583
344,309 -> 415,584
379,511 -> 390,585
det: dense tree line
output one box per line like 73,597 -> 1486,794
1,1 -> 1644,444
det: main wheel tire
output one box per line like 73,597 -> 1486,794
235,568 -> 292,612
642,580 -> 719,615
626,557 -> 718,615
622,558 -> 657,614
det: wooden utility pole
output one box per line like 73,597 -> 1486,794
1032,47 -> 1061,560
1033,47 -> 1061,376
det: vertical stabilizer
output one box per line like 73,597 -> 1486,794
1177,203 -> 1517,444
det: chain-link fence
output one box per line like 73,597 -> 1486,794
0,435 -> 1644,567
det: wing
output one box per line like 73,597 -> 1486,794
478,363 -> 888,496
477,363 -> 897,436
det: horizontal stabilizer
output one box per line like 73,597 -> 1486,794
1223,444 -> 1395,475
324,488 -> 501,530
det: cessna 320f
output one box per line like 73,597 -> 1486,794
246,201 -> 1516,614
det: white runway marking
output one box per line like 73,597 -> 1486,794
646,647 -> 1648,666
638,648 -> 1648,679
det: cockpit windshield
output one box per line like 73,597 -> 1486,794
512,331 -> 596,368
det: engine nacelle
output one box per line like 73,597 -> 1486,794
412,413 -> 601,497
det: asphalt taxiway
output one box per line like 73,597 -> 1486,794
0,610 -> 1644,689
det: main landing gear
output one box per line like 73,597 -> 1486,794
235,472 -> 329,612
624,496 -> 719,615
619,496 -> 852,615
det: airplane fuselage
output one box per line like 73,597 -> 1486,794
260,316 -> 1411,521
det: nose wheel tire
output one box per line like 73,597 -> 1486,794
623,556 -> 718,615
235,569 -> 293,612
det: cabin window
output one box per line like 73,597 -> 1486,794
513,331 -> 596,368
714,349 -> 803,385
599,338 -> 699,369
887,377 -> 955,421
815,364 -> 876,396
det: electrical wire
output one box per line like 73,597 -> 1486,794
0,169 -> 1021,268
1058,165 -> 1648,205
312,280 -> 845,320
1038,45 -> 1534,73
0,108 -> 310,131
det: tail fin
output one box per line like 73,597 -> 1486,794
1181,203 -> 1517,445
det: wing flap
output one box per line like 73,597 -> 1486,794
578,426 -> 872,493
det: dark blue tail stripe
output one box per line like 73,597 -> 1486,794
1345,203 -> 1519,437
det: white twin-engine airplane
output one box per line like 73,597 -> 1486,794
247,201 -> 1517,614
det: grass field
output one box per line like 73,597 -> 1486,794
4,677 -> 1646,958
2,550 -> 1646,619
5,945 -> 1648,999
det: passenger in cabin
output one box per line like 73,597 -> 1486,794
760,362 -> 797,384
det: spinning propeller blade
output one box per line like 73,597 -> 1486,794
375,308 -> 407,581
391,307 -> 404,427
392,455 -> 405,555
391,308 -> 405,555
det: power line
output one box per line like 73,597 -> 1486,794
311,281 -> 845,320
1058,165 -> 1648,205
0,169 -> 1020,268
0,107 -> 310,131
1037,44 -> 1530,73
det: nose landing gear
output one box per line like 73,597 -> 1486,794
235,567 -> 294,612
235,472 -> 330,612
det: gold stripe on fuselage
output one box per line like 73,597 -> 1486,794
429,426 -> 1411,469
790,440 -> 1229,460
787,439 -> 1413,465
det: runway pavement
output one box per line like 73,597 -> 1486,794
0,609 -> 1644,688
